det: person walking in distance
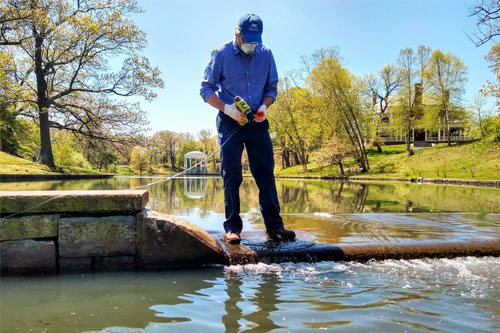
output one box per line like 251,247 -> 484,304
200,13 -> 295,244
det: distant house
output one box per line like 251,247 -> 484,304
374,84 -> 472,147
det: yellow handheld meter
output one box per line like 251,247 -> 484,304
234,96 -> 255,125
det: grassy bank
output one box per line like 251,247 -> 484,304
0,151 -> 103,175
274,142 -> 500,180
2,141 -> 499,180
0,152 -> 178,176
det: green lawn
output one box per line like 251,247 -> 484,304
2,141 -> 499,180
0,151 -> 103,175
274,142 -> 500,180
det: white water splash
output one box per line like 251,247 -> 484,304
313,212 -> 334,218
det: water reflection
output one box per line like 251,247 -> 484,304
2,177 -> 500,215
4,258 -> 498,332
2,177 -> 500,244
183,177 -> 208,199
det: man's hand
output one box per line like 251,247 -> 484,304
224,103 -> 245,122
255,104 -> 267,122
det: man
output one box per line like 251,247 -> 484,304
200,13 -> 295,245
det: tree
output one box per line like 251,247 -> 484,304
313,133 -> 352,175
391,48 -> 421,156
416,45 -> 432,86
0,51 -> 21,153
130,146 -> 150,174
0,0 -> 32,46
469,1 -> 500,109
470,92 -> 495,139
269,79 -> 322,171
197,129 -> 218,170
481,114 -> 500,142
175,139 -> 200,169
82,139 -> 117,172
483,43 -> 500,107
0,0 -> 163,167
308,57 -> 370,171
468,0 -> 500,46
366,62 -> 401,152
149,130 -> 181,169
425,50 -> 468,145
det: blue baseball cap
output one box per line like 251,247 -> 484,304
237,13 -> 263,44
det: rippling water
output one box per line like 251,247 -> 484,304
1,177 -> 500,331
1,257 -> 499,332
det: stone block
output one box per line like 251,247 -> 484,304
59,257 -> 92,273
0,190 -> 148,214
1,239 -> 56,275
59,216 -> 135,257
0,215 -> 58,241
0,218 -> 22,240
23,214 -> 59,238
136,210 -> 225,269
94,256 -> 136,271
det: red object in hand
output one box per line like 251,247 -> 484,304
255,110 -> 265,120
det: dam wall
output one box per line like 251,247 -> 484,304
1,190 -> 499,276
0,190 -> 224,275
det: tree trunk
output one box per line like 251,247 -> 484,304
284,149 -> 290,168
375,141 -> 382,153
34,32 -> 55,168
338,161 -> 344,175
300,151 -> 308,171
405,128 -> 412,157
292,151 -> 299,166
170,154 -> 176,170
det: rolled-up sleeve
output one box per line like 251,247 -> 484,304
200,50 -> 221,102
263,50 -> 278,101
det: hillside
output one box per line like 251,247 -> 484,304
0,152 -> 100,175
2,142 -> 499,180
367,142 -> 500,180
274,142 -> 500,180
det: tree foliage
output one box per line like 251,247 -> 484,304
0,0 -> 163,167
197,129 -> 218,170
365,62 -> 401,152
307,57 -> 370,171
175,139 -> 200,169
424,49 -> 468,145
149,130 -> 181,168
390,47 -> 421,156
269,79 -> 322,171
129,145 -> 150,174
313,133 -> 352,175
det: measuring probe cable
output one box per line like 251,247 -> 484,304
1,123 -> 246,220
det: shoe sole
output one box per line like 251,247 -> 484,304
224,236 -> 241,245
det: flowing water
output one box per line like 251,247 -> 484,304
1,177 -> 500,332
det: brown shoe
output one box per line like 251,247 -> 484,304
224,231 -> 241,244
267,228 -> 296,241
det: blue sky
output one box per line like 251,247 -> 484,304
130,0 -> 495,136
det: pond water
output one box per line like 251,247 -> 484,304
1,177 -> 500,332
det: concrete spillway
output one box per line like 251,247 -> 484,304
223,239 -> 500,265
1,190 -> 499,275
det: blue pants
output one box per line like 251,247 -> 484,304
217,112 -> 284,234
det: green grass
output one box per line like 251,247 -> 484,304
274,142 -> 500,180
2,141 -> 499,180
0,151 -> 105,175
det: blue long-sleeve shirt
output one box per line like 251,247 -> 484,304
200,39 -> 278,111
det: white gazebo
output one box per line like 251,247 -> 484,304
184,151 -> 208,174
